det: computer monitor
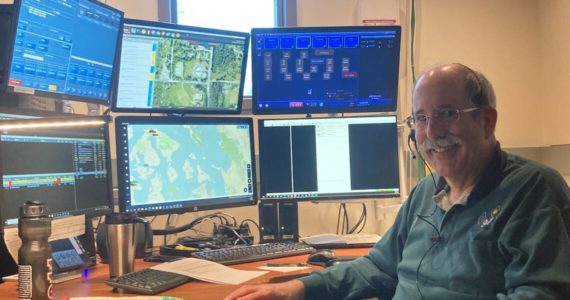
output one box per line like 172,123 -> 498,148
111,19 -> 250,114
251,26 -> 401,115
258,115 -> 400,201
0,116 -> 113,227
2,0 -> 123,105
114,116 -> 257,216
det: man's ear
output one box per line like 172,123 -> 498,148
482,106 -> 498,138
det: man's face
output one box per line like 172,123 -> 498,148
413,70 -> 488,181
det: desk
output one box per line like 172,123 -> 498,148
0,248 -> 370,299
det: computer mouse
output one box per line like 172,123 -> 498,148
307,249 -> 336,266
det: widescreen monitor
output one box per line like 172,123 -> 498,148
258,115 -> 400,201
0,116 -> 113,226
114,116 -> 256,216
112,19 -> 250,114
251,26 -> 401,115
3,0 -> 123,105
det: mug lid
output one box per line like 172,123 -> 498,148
104,212 -> 137,224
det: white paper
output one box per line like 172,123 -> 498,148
3,215 -> 86,261
151,257 -> 268,285
301,233 -> 381,246
257,266 -> 309,273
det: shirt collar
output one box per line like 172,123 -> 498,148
432,143 -> 506,208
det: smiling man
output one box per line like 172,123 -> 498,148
224,63 -> 570,300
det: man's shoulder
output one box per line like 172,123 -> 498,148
504,152 -> 565,182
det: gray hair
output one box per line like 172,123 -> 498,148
457,64 -> 496,108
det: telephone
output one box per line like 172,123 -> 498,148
50,237 -> 94,275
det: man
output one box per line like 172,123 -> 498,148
225,63 -> 570,300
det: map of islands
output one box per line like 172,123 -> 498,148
127,124 -> 252,205
153,39 -> 244,109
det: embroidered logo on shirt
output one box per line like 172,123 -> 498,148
477,205 -> 501,228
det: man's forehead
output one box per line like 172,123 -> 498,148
413,69 -> 468,111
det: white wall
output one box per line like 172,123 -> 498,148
100,0 -> 570,243
538,0 -> 570,146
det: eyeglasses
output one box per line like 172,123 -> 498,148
406,107 -> 480,130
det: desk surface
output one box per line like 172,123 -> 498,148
0,248 -> 370,299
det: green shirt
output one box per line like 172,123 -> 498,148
301,148 -> 570,299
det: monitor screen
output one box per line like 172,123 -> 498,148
111,19 -> 250,114
4,0 -> 123,105
258,115 -> 400,201
0,116 -> 113,226
251,26 -> 401,115
114,116 -> 256,216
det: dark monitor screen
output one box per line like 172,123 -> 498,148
114,116 -> 256,216
258,115 -> 400,201
0,116 -> 113,226
111,19 -> 250,114
4,0 -> 123,105
251,26 -> 401,115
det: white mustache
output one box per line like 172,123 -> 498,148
420,135 -> 462,151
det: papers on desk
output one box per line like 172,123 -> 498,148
300,233 -> 381,248
151,257 -> 268,285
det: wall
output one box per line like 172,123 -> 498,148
538,0 -> 570,146
98,0 -> 569,243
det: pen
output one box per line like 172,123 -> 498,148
265,263 -> 308,267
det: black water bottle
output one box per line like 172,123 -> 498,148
18,201 -> 52,300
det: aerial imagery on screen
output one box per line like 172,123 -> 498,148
151,39 -> 244,109
126,123 -> 253,205
114,21 -> 248,113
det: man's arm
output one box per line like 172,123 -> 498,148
224,279 -> 305,300
498,171 -> 570,299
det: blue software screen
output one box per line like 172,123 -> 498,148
7,0 -> 123,104
252,26 -> 401,115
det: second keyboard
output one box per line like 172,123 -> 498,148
190,242 -> 315,265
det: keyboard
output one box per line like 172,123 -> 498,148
105,268 -> 189,295
144,254 -> 185,263
190,242 -> 316,265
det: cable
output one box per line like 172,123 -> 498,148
343,204 -> 350,234
416,236 -> 440,300
336,204 -> 343,235
163,214 -> 172,245
349,203 -> 367,234
240,218 -> 260,232
410,0 -> 417,83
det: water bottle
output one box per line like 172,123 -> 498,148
18,201 -> 52,300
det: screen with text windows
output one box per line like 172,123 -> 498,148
258,116 -> 400,201
112,19 -> 250,114
5,0 -> 123,104
252,26 -> 401,115
0,117 -> 112,226
114,116 -> 256,216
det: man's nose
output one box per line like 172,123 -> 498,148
425,118 -> 446,140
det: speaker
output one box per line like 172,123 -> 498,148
278,201 -> 299,242
258,202 -> 278,244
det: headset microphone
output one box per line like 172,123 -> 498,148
407,129 -> 417,159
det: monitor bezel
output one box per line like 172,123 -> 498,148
251,25 -> 401,115
110,18 -> 251,115
0,115 -> 114,227
257,114 -> 401,202
114,115 -> 258,217
2,0 -> 124,106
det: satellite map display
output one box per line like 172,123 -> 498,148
152,39 -> 245,109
